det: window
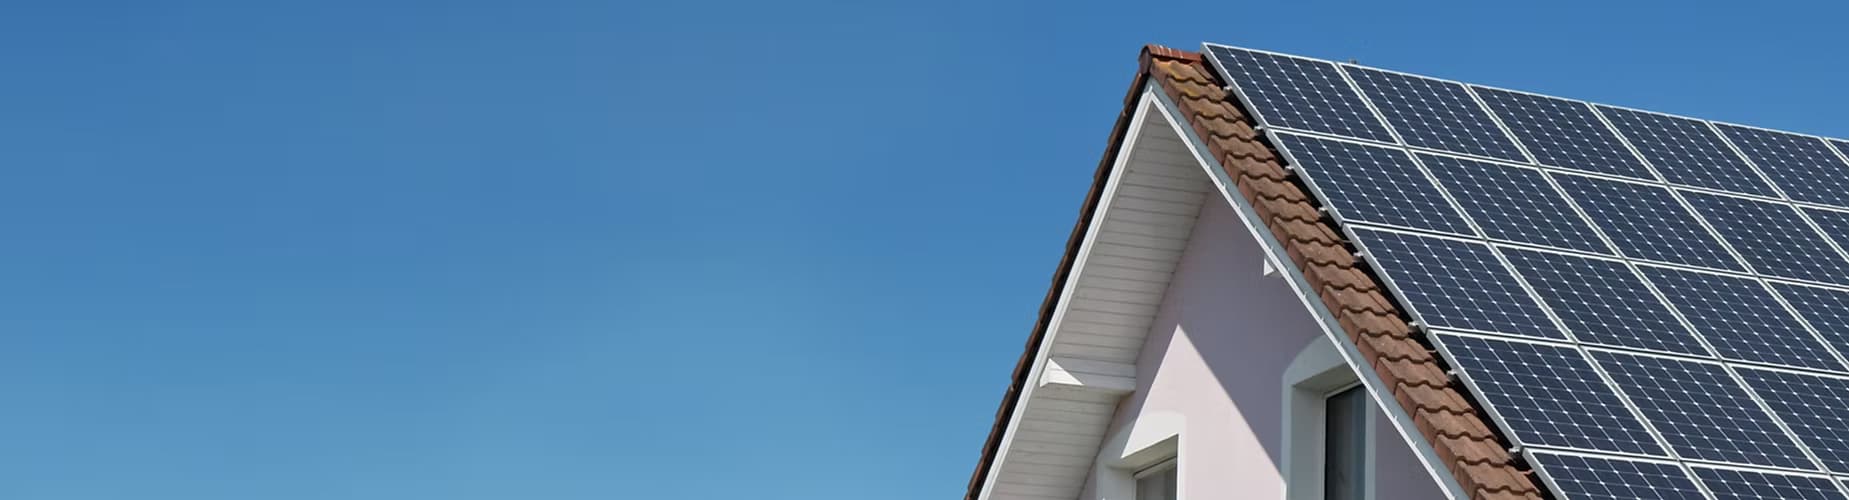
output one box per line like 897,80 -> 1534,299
1134,458 -> 1177,500
1324,385 -> 1368,500
1284,337 -> 1375,500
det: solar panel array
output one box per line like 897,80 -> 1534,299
1203,43 -> 1849,499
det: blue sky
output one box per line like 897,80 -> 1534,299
2,1 -> 1846,499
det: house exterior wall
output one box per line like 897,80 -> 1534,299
1082,196 -> 1446,500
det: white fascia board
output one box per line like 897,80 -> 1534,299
975,85 -> 1163,500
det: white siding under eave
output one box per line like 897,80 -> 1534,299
986,97 -> 1214,500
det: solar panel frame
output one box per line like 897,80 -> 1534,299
1471,85 -> 1657,180
1416,152 -> 1614,254
1200,44 -> 1397,142
1339,64 -> 1530,162
1635,264 -> 1848,372
1769,281 -> 1849,357
1344,226 -> 1566,339
1551,171 -> 1748,272
1265,131 -> 1476,235
1735,366 -> 1849,474
1681,190 -> 1849,286
1526,451 -> 1711,500
1689,465 -> 1849,500
1714,122 -> 1849,209
1498,246 -> 1712,356
1590,348 -> 1822,471
1594,104 -> 1783,197
1429,332 -> 1670,456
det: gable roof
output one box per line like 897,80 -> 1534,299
964,45 -> 1543,500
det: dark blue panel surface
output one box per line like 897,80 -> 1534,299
1342,66 -> 1526,161
1501,249 -> 1705,354
1737,367 -> 1849,474
1473,87 -> 1652,179
1640,266 -> 1843,371
1718,124 -> 1849,207
1772,282 -> 1849,355
1438,334 -> 1664,454
1593,350 -> 1815,469
1684,192 -> 1849,285
1692,467 -> 1846,500
1598,106 -> 1779,196
1204,45 -> 1394,142
1418,153 -> 1609,253
1350,228 -> 1562,338
1529,453 -> 1705,500
1801,207 -> 1849,262
1553,174 -> 1744,271
1272,132 -> 1473,235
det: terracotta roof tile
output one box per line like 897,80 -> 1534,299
965,44 -> 1545,500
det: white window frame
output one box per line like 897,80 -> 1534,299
1092,411 -> 1182,500
1282,336 -> 1378,500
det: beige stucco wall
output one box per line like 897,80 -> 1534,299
1080,196 -> 1445,500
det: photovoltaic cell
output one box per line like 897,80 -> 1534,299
1553,174 -> 1744,271
1770,282 -> 1849,355
1473,87 -> 1653,179
1271,132 -> 1473,235
1593,350 -> 1815,469
1204,45 -> 1394,142
1691,467 -> 1847,500
1418,153 -> 1610,253
1436,334 -> 1664,454
1499,249 -> 1706,355
1683,191 -> 1849,285
1801,207 -> 1849,260
1350,228 -> 1562,338
1597,106 -> 1779,196
1528,453 -> 1705,500
1639,266 -> 1843,371
1717,124 -> 1849,207
1736,367 -> 1849,474
1342,66 -> 1526,162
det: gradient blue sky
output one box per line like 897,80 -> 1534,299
3,1 -> 1847,499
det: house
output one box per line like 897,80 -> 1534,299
966,43 -> 1849,500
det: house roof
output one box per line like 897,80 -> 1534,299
964,45 -> 1544,500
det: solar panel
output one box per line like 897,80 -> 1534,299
1202,45 -> 1394,142
1348,227 -> 1562,338
1591,350 -> 1814,469
1716,124 -> 1849,207
1269,132 -> 1473,234
1596,106 -> 1780,196
1528,452 -> 1706,500
1736,367 -> 1849,473
1770,282 -> 1849,355
1436,333 -> 1665,454
1800,207 -> 1849,261
1637,265 -> 1843,371
1690,466 -> 1847,500
1199,43 -> 1849,499
1472,87 -> 1654,179
1499,248 -> 1706,355
1682,191 -> 1849,285
1417,153 -> 1610,253
1341,66 -> 1527,162
1551,173 -> 1745,271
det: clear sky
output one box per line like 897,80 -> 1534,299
3,1 -> 1847,499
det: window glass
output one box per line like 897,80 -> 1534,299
1325,385 -> 1368,500
1134,459 -> 1177,500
